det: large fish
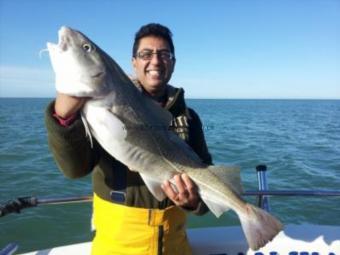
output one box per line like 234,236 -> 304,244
46,26 -> 283,250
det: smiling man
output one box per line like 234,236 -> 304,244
132,28 -> 175,99
45,23 -> 212,255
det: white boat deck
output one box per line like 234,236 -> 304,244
18,224 -> 340,255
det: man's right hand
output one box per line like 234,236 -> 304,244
54,93 -> 88,119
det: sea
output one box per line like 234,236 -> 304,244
0,98 -> 339,253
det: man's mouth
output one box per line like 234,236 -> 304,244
146,70 -> 163,77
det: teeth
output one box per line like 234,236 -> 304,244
148,70 -> 161,75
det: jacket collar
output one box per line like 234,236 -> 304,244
131,79 -> 187,116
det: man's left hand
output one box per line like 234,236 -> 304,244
161,173 -> 200,210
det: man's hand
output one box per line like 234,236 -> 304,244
54,93 -> 88,118
161,173 -> 200,210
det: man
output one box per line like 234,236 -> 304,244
45,23 -> 212,255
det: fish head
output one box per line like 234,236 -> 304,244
47,26 -> 110,97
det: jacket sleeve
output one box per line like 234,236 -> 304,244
45,100 -> 98,179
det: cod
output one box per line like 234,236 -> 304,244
47,26 -> 283,250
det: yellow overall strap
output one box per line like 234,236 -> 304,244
91,193 -> 192,255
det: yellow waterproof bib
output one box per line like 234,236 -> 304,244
92,193 -> 192,255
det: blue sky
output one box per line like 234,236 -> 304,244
0,0 -> 339,99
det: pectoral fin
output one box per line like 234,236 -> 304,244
80,112 -> 93,147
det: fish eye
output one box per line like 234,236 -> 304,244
82,44 -> 93,52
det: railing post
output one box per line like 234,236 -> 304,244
0,243 -> 18,255
256,164 -> 271,212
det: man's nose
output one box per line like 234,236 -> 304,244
150,53 -> 162,64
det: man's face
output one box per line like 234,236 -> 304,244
132,36 -> 175,97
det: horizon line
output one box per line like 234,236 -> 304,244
0,96 -> 339,100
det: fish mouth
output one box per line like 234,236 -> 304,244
58,26 -> 73,50
46,40 -> 63,53
46,26 -> 72,52
59,26 -> 72,36
46,42 -> 57,50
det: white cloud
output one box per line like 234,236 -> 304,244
0,65 -> 56,97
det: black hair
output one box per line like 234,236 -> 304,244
132,23 -> 175,58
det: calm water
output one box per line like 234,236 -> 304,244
1,98 -> 340,253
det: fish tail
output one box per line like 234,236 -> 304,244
238,203 -> 283,250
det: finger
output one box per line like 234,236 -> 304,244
161,180 -> 178,201
181,174 -> 197,195
181,174 -> 200,209
174,175 -> 192,202
173,174 -> 186,194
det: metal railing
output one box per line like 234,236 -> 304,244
246,164 -> 340,212
1,165 -> 340,217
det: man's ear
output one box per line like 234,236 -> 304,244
132,57 -> 137,71
171,58 -> 176,73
